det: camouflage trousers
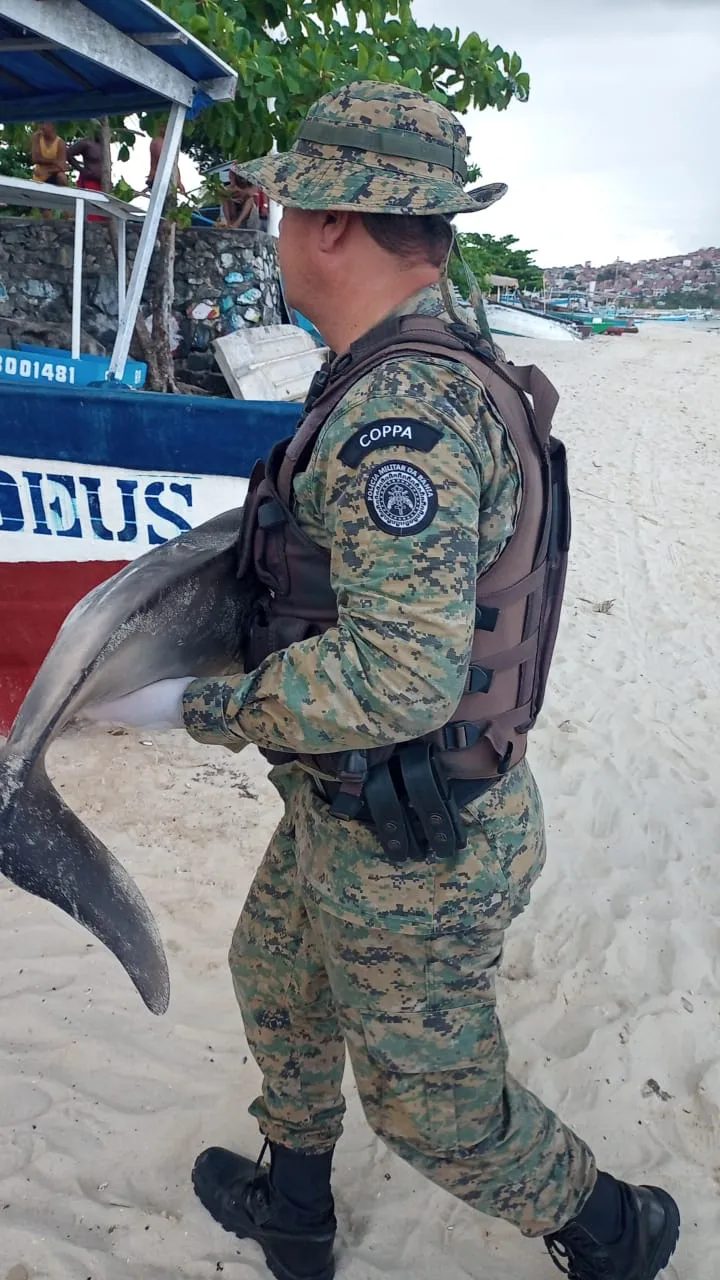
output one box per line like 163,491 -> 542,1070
229,759 -> 596,1237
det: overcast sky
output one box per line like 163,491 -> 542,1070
412,0 -> 720,266
122,0 -> 718,269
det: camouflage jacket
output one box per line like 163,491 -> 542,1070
182,283 -> 521,756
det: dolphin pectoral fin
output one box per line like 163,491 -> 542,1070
0,763 -> 170,1015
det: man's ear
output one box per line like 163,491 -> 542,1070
316,209 -> 354,254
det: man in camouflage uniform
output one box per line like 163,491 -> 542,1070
88,82 -> 679,1280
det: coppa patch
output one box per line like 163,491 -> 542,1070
339,419 -> 441,468
364,461 -> 438,537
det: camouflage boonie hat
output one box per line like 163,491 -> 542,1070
237,80 -> 507,216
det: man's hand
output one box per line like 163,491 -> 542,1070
79,678 -> 195,731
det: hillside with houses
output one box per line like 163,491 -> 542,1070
542,246 -> 720,307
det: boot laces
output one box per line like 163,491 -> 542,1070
546,1238 -> 573,1276
545,1230 -> 614,1279
254,1137 -> 270,1178
240,1138 -> 272,1225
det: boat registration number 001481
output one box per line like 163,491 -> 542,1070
0,355 -> 76,384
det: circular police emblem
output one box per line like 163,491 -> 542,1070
364,461 -> 438,536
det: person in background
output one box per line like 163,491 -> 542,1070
31,122 -> 68,187
31,122 -> 68,217
221,169 -> 260,229
67,124 -> 106,222
146,122 -> 186,196
67,124 -> 104,193
254,185 -> 270,231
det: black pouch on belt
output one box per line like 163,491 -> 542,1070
362,743 -> 467,862
398,742 -> 468,857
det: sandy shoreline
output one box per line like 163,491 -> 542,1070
2,323 -> 719,1279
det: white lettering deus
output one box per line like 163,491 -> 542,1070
0,466 -> 193,546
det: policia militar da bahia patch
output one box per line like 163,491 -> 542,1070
364,460 -> 439,536
338,418 -> 442,468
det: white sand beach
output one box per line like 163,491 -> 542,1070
2,323 -> 719,1279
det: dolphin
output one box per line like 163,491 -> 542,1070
0,506 -> 259,1016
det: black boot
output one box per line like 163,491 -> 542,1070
192,1140 -> 336,1280
544,1175 -> 680,1279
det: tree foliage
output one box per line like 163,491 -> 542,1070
0,125 -> 32,179
0,3 -> 530,191
657,288 -> 719,309
155,0 -> 529,168
451,232 -> 543,295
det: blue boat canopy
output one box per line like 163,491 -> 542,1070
0,0 -> 237,123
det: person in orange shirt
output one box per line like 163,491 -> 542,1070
31,122 -> 68,186
31,122 -> 69,219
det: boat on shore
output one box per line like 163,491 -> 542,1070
0,380 -> 297,732
484,300 -> 584,342
572,315 -> 638,336
543,303 -> 637,335
0,0 -> 244,732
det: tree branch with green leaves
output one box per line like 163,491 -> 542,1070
451,232 -> 544,296
156,0 -> 529,168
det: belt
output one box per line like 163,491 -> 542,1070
313,773 -> 495,815
311,749 -> 498,862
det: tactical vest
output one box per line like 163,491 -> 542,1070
237,314 -> 571,858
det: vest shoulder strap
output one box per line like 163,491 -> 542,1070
389,316 -> 559,444
276,314 -> 561,504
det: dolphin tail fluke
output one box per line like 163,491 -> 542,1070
0,750 -> 170,1015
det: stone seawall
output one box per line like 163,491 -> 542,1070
0,218 -> 282,380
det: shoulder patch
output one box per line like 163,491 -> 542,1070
338,418 -> 442,469
364,461 -> 438,537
